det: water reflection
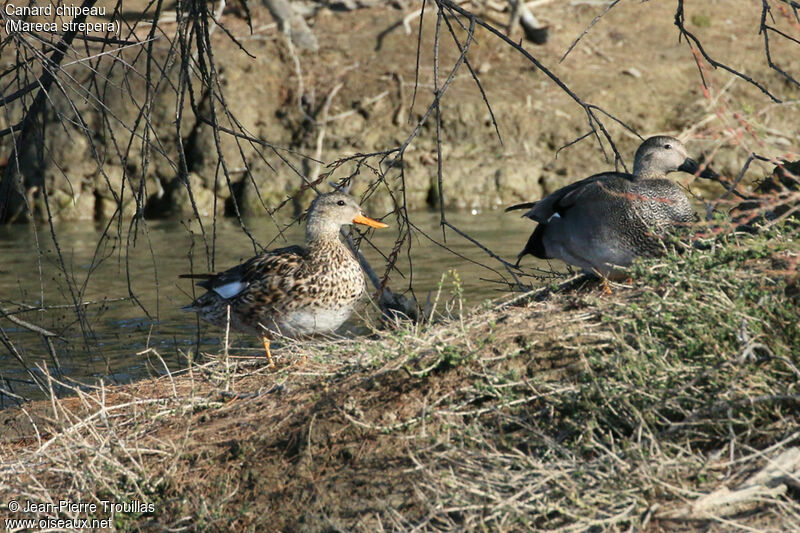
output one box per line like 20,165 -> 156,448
0,210 -> 555,404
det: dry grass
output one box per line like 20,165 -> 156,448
0,221 -> 798,532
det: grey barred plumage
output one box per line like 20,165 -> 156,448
506,136 -> 717,278
181,193 -> 388,354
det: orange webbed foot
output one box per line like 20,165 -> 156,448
262,335 -> 276,368
601,277 -> 613,296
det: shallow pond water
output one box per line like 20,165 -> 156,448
0,209 -> 557,405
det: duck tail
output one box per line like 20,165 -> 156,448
504,201 -> 537,213
515,223 -> 549,262
180,273 -> 217,291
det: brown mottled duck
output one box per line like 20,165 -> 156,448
181,192 -> 388,361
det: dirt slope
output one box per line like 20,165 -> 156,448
1,1 -> 797,220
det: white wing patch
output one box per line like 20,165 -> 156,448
213,281 -> 248,299
547,212 -> 561,222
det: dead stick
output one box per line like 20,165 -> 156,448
1,308 -> 62,338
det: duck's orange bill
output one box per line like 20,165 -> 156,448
352,213 -> 389,228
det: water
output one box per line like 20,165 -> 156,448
0,210 -> 555,405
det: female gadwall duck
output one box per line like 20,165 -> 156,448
181,192 -> 388,360
506,136 -> 716,278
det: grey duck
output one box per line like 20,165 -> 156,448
506,136 -> 717,278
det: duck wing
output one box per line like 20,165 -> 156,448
181,245 -> 308,301
506,172 -> 634,222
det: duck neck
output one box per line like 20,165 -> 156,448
633,156 -> 667,180
305,219 -> 345,249
633,169 -> 667,180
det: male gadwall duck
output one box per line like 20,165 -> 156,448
181,192 -> 388,360
506,136 -> 716,278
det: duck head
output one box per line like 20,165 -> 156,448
633,136 -> 717,179
306,192 -> 388,240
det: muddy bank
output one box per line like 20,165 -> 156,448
1,1 -> 798,221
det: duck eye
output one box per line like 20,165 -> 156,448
664,144 -> 672,150
336,200 -> 346,206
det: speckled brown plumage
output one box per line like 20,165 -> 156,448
182,193 -> 387,340
506,136 -> 717,277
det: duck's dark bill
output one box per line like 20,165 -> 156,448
679,158 -> 718,179
699,166 -> 719,179
678,158 -> 701,174
353,213 -> 389,228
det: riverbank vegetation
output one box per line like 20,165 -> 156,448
1,218 -> 797,531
